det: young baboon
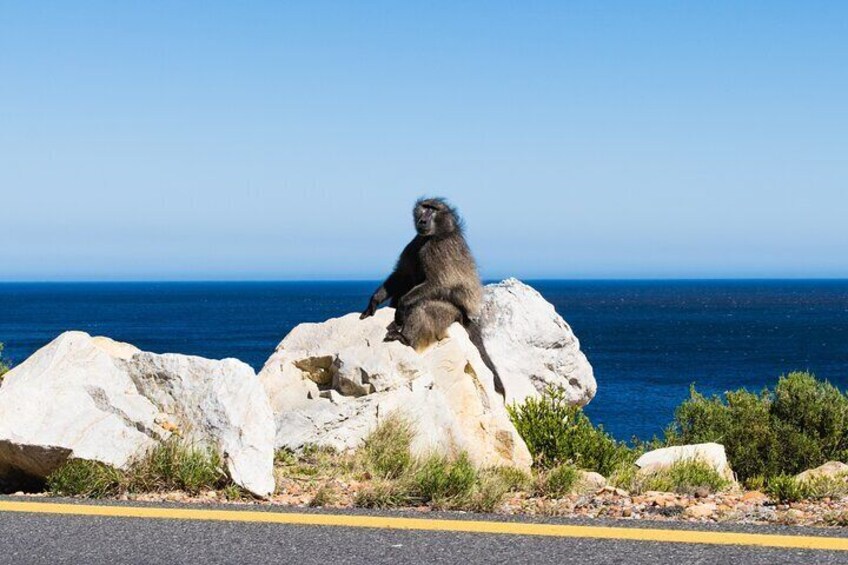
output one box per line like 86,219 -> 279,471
361,197 -> 504,393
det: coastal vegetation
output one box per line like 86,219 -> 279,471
47,439 -> 234,498
0,343 -> 9,380
39,371 -> 848,524
664,371 -> 848,482
506,386 -> 636,475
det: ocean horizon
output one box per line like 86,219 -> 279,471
2,279 -> 847,442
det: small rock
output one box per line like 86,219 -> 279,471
741,491 -> 768,504
684,503 -> 718,519
578,471 -> 607,492
783,509 -> 807,523
694,486 -> 711,498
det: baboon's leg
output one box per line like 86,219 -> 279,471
400,300 -> 462,352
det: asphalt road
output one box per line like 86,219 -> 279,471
2,498 -> 848,564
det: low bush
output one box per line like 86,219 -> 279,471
665,372 -> 848,482
46,460 -> 124,498
46,440 -> 233,498
359,413 -> 414,480
507,387 -> 637,475
637,459 -> 729,496
410,452 -> 478,508
351,415 -> 525,512
0,343 -> 10,380
535,464 -> 580,498
765,475 -> 810,503
127,439 -> 228,494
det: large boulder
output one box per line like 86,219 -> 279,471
0,332 -> 275,497
635,443 -> 735,482
478,278 -> 595,406
258,308 -> 533,470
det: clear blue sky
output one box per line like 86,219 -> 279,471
2,1 -> 846,281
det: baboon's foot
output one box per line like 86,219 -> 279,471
384,326 -> 410,345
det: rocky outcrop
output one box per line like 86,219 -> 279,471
0,279 -> 594,492
258,308 -> 533,470
0,332 -> 275,497
635,443 -> 735,482
478,279 -> 595,406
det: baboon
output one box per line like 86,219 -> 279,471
361,197 -> 504,393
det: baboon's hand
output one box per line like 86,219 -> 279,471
360,299 -> 378,319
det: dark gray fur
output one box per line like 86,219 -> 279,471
361,197 -> 504,394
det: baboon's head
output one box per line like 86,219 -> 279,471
413,198 -> 461,237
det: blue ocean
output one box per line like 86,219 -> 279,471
1,280 -> 847,442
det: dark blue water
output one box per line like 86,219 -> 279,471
1,281 -> 847,442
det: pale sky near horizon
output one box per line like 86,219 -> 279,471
2,1 -> 847,281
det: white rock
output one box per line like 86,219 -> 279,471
635,443 -> 735,482
478,278 -> 596,406
795,461 -> 848,483
258,309 -> 532,470
0,332 -> 275,497
577,471 -> 607,492
122,352 -> 276,497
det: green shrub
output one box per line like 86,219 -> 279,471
535,464 -> 579,498
126,439 -> 229,494
468,468 -> 526,513
480,466 -> 532,493
354,480 -> 411,508
766,475 -> 810,502
360,413 -> 414,480
0,343 -> 10,380
638,459 -> 729,495
665,372 -> 848,482
46,459 -> 125,498
309,483 -> 339,507
804,473 -> 848,499
508,387 -> 636,474
411,452 -> 478,508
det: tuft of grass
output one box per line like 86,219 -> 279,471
221,484 -> 250,501
608,464 -> 638,492
766,475 -> 810,502
359,413 -> 415,480
410,452 -> 478,508
804,473 -> 848,499
481,466 -> 533,493
274,449 -> 298,466
126,439 -> 229,494
352,416 -> 521,512
309,483 -> 339,507
507,387 -> 637,474
46,459 -> 124,498
354,480 -> 411,508
637,459 -> 729,495
744,475 -> 767,492
535,464 -> 580,498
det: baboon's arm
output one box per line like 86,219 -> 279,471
397,281 -> 445,310
361,271 -> 413,319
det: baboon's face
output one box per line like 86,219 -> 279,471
414,200 -> 443,236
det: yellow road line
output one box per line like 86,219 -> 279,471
0,500 -> 846,551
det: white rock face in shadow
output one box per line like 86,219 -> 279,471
0,332 -> 275,497
258,309 -> 533,470
478,278 -> 596,406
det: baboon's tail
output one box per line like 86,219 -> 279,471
465,319 -> 505,397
